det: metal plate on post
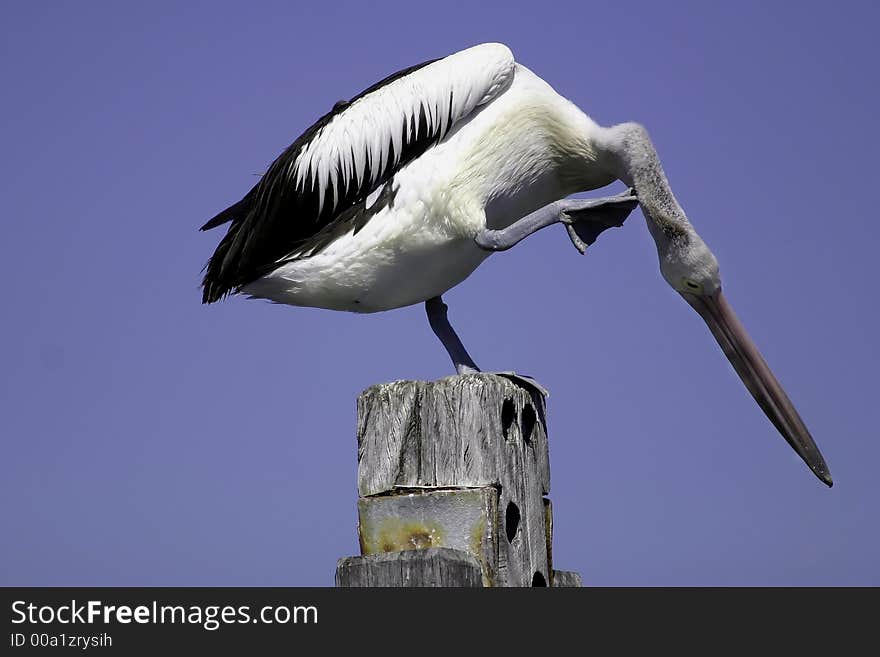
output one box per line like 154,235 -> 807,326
358,487 -> 499,586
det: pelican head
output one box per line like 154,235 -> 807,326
600,122 -> 832,486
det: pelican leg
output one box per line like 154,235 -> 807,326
425,296 -> 480,375
474,189 -> 638,254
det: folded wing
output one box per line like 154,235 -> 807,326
201,43 -> 516,303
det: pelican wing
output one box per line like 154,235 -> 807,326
201,43 -> 516,303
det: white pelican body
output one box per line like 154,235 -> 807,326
201,43 -> 833,487
240,55 -> 609,312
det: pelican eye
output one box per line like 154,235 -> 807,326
683,279 -> 702,293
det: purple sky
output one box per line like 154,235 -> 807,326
2,1 -> 878,586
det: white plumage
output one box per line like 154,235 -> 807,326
200,42 -> 833,486
291,44 -> 516,214
233,44 -> 608,312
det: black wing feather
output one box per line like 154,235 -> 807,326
200,59 -> 438,304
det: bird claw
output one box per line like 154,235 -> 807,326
453,369 -> 550,398
565,223 -> 590,254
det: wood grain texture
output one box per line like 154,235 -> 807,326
357,374 -> 550,496
551,570 -> 584,587
544,497 -> 554,578
336,548 -> 483,587
356,374 -> 552,587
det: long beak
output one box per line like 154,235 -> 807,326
681,289 -> 832,487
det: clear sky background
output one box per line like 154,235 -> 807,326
2,1 -> 878,586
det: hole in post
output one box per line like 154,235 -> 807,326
521,403 -> 536,446
505,501 -> 520,543
501,398 -> 516,440
532,572 -> 547,587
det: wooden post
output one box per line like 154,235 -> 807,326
335,373 -> 582,587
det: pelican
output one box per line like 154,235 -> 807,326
200,43 -> 832,486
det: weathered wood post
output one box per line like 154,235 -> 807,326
335,373 -> 582,587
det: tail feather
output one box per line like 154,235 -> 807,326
201,233 -> 236,303
200,191 -> 254,231
200,190 -> 256,303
